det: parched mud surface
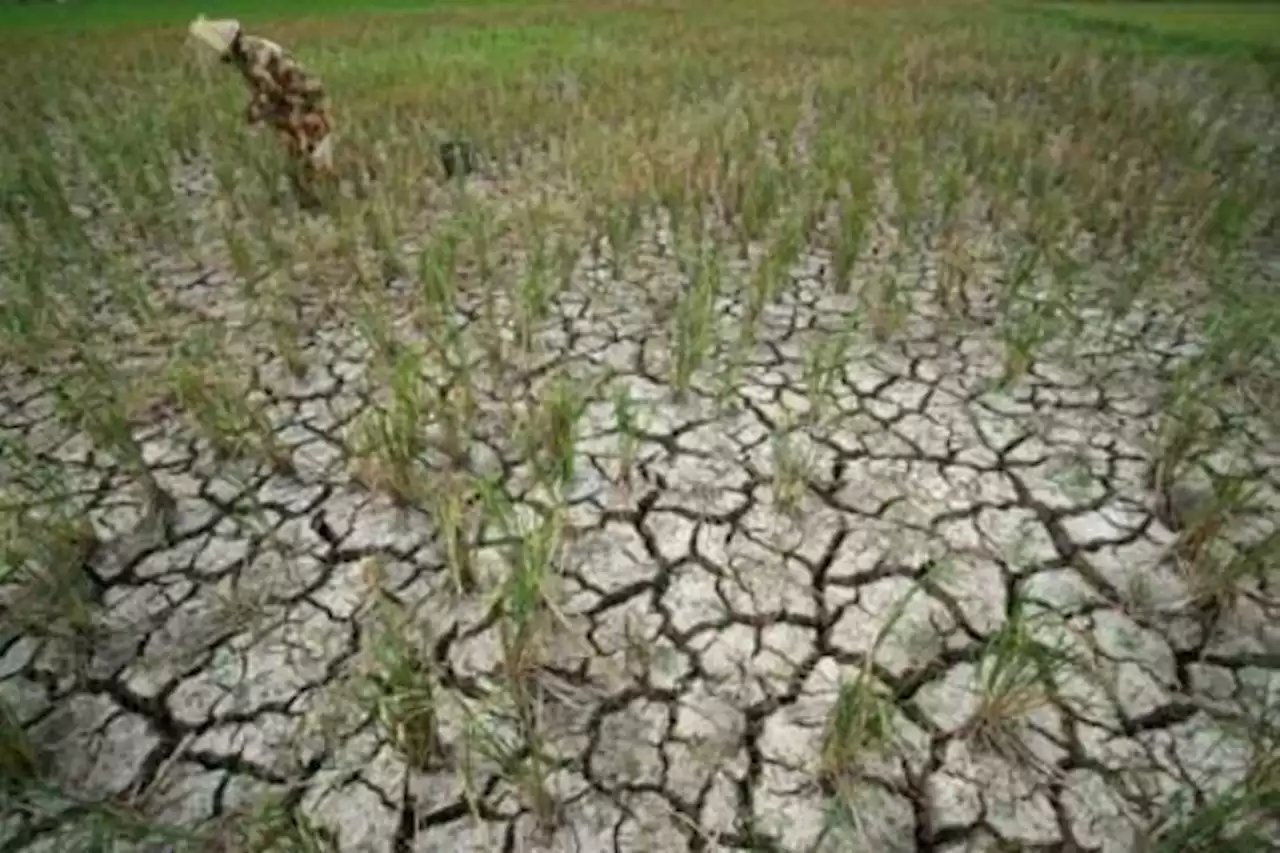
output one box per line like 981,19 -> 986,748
2,185 -> 1279,853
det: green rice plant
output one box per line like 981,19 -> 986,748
0,696 -> 39,789
936,228 -> 974,315
520,374 -> 589,492
362,601 -> 441,771
437,376 -> 476,476
506,744 -> 561,842
262,278 -> 310,381
770,426 -> 814,515
737,158 -> 784,258
1168,470 -> 1272,611
208,565 -> 279,641
4,145 -> 78,257
865,257 -> 908,343
820,569 -> 939,833
1106,236 -> 1167,325
773,203 -> 810,290
1193,528 -> 1280,613
1199,173 -> 1268,264
960,594 -> 1082,770
514,228 -> 556,353
366,200 -> 408,285
890,138 -> 923,245
222,214 -> 264,297
744,207 -> 805,328
464,204 -> 508,376
552,232 -> 580,293
1143,713 -> 1280,853
935,153 -> 969,235
2,779 -> 200,853
654,163 -> 691,260
670,239 -> 722,397
458,703 -> 560,841
0,250 -> 59,364
433,471 -> 479,595
349,345 -> 429,503
831,186 -> 872,296
167,332 -> 288,470
584,195 -> 608,270
742,255 -> 774,335
102,252 -> 162,331
1152,366 -> 1216,504
465,200 -> 499,292
1146,772 -> 1280,853
474,488 -> 567,835
498,505 -> 564,702
611,384 -> 642,491
820,676 -> 895,785
211,793 -> 339,853
417,226 -> 461,330
258,212 -> 299,273
802,315 -> 858,426
49,350 -> 168,515
353,291 -> 402,368
715,326 -> 751,416
1173,472 -> 1256,564
0,440 -> 100,640
717,142 -> 747,233
1043,249 -> 1088,345
604,196 -> 644,283
997,293 -> 1069,387
998,243 -> 1040,316
1195,256 -> 1280,418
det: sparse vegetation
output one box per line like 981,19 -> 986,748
362,594 -> 442,772
961,594 -> 1082,770
0,0 -> 1277,849
1144,708 -> 1280,853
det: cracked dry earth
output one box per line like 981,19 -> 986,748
3,202 -> 1280,853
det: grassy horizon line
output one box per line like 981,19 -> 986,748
0,0 -> 533,31
1031,3 -> 1280,65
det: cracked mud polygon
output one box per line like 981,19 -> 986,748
2,3 -> 1278,853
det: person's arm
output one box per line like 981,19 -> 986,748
231,38 -> 283,125
240,37 -> 285,99
245,61 -> 283,99
244,92 -> 270,125
237,38 -> 288,126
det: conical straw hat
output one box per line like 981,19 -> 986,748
188,15 -> 240,55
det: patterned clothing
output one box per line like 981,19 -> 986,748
225,33 -> 334,174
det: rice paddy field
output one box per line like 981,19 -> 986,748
1,0 -> 1278,851
1047,1 -> 1280,58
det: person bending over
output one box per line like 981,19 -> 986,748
189,15 -> 335,194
